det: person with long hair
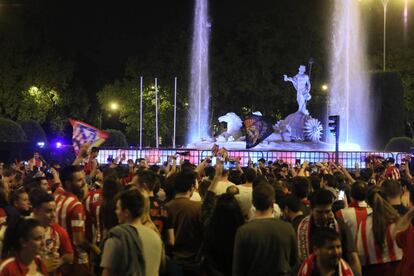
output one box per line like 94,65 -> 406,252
100,176 -> 122,237
0,217 -> 48,275
356,186 -> 402,275
204,193 -> 244,275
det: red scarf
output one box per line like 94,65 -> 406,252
298,254 -> 354,276
297,215 -> 340,260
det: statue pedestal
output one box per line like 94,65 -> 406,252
283,111 -> 310,141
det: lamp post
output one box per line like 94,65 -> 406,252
100,101 -> 119,129
381,0 -> 390,71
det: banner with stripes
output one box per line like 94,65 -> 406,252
69,119 -> 108,154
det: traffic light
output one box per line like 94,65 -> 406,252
328,115 -> 340,137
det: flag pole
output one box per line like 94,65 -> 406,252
139,76 -> 143,150
155,78 -> 159,148
173,77 -> 177,148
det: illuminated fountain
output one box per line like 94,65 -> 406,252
329,0 -> 372,150
187,0 -> 211,144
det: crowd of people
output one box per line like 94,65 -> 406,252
0,144 -> 413,276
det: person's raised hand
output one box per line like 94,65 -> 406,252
215,161 -> 224,178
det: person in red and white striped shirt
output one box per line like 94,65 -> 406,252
84,177 -> 103,275
55,165 -> 100,276
356,187 -> 402,275
384,158 -> 401,180
30,188 -> 74,275
0,217 -> 48,276
336,180 -> 371,243
85,184 -> 103,245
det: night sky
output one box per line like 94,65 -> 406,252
1,0 -> 412,96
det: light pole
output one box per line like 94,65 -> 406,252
381,0 -> 390,71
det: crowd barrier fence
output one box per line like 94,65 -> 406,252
96,148 -> 409,169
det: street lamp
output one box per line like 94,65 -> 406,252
99,101 -> 120,129
109,102 -> 119,111
381,0 -> 389,71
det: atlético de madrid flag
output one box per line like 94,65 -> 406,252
69,119 -> 108,154
244,114 -> 273,149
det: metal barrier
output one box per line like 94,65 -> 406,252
266,151 -> 331,165
332,151 -> 396,169
395,152 -> 413,165
97,148 -> 408,169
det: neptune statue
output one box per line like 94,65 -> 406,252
283,65 -> 311,116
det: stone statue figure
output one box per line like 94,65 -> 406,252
283,65 -> 311,115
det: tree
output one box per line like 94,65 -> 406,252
19,120 -> 48,147
102,129 -> 128,148
210,0 -> 328,122
0,5 -> 88,136
385,137 -> 414,152
0,35 -> 74,124
97,78 -> 183,147
0,118 -> 27,143
387,49 -> 414,122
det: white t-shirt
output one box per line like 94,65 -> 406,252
249,203 -> 282,220
214,180 -> 236,195
235,186 -> 253,217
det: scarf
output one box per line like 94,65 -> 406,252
297,215 -> 340,260
298,254 -> 354,276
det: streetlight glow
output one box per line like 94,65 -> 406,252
109,102 -> 119,111
322,84 -> 328,91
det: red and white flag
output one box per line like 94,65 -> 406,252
69,119 -> 108,154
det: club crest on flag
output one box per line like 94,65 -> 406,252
69,119 -> 108,153
244,114 -> 273,149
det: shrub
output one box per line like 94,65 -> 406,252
19,120 -> 48,146
102,129 -> 128,147
384,137 -> 414,152
0,118 -> 27,143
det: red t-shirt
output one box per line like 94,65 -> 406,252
55,192 -> 88,265
396,224 -> 414,275
0,255 -> 48,276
